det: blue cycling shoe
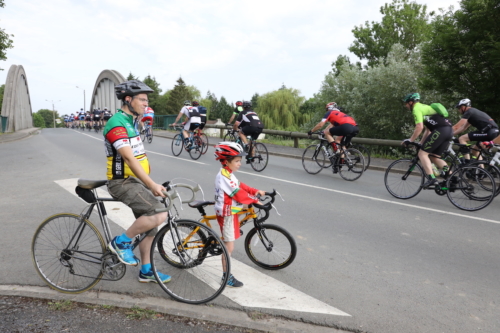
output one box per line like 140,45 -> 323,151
108,236 -> 140,266
139,270 -> 171,283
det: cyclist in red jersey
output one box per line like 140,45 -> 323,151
308,102 -> 359,152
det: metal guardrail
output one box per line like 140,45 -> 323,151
203,124 -> 401,148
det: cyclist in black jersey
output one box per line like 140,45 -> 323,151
234,101 -> 263,163
452,98 -> 499,161
227,101 -> 244,125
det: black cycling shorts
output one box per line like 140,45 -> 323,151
92,116 -> 100,121
328,124 -> 359,146
241,126 -> 263,140
468,128 -> 500,142
189,123 -> 200,131
103,116 -> 111,121
421,126 -> 453,156
198,123 -> 206,130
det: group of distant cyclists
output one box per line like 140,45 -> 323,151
63,107 -> 112,130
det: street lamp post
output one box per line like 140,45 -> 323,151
46,99 -> 61,128
76,86 -> 86,111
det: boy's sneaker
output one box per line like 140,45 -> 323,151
223,273 -> 243,288
139,270 -> 171,283
108,236 -> 139,266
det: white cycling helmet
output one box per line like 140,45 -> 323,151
456,98 -> 471,108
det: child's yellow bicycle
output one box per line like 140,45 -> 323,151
186,188 -> 297,270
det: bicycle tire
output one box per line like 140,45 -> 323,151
446,165 -> 495,211
384,158 -> 424,199
338,148 -> 365,181
467,161 -> 500,196
171,134 -> 184,156
151,219 -> 230,304
31,213 -> 105,293
244,224 -> 297,270
147,127 -> 153,144
188,136 -> 203,160
352,144 -> 371,171
140,129 -> 146,142
322,144 -> 334,168
223,132 -> 236,142
302,144 -> 325,174
199,133 -> 209,154
250,142 -> 268,172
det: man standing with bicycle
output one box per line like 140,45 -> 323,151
172,100 -> 201,148
233,101 -> 263,163
104,80 -> 171,284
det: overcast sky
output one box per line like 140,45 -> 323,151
0,0 -> 459,114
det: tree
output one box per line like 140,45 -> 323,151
250,93 -> 260,110
126,72 -> 138,80
0,0 -> 13,71
256,87 -> 308,130
165,77 -> 192,114
349,0 -> 433,67
211,96 -> 233,122
143,75 -> 167,114
36,109 -> 60,128
0,84 -> 4,114
33,113 -> 45,128
422,0 -> 500,119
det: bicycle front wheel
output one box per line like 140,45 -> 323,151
147,127 -> 153,143
302,144 -> 325,174
140,129 -> 146,142
223,132 -> 236,142
447,165 -> 495,211
250,142 -> 268,172
188,136 -> 203,160
338,148 -> 365,181
384,158 -> 424,199
171,134 -> 184,156
151,219 -> 230,304
200,133 -> 209,154
244,224 -> 297,270
31,213 -> 105,293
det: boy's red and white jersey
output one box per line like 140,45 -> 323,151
214,167 -> 258,216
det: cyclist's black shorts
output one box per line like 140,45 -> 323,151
198,122 -> 206,130
241,126 -> 263,140
189,123 -> 200,131
85,116 -> 92,121
92,116 -> 100,121
421,126 -> 453,156
328,124 -> 359,146
468,127 -> 500,142
103,116 -> 111,121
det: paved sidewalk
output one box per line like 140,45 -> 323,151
0,127 -> 40,144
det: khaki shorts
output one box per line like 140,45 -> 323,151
107,177 -> 164,236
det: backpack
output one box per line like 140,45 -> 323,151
197,106 -> 207,115
430,103 -> 449,118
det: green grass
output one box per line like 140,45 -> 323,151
125,306 -> 160,320
48,300 -> 75,311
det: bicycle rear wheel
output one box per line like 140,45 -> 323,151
338,148 -> 365,181
384,158 -> 424,199
31,213 -> 105,293
302,144 -> 325,174
151,220 -> 230,304
223,132 -> 236,142
188,136 -> 203,160
447,165 -> 495,211
171,134 -> 184,156
147,127 -> 153,143
352,144 -> 371,171
244,224 -> 297,270
199,133 -> 209,154
250,142 -> 268,172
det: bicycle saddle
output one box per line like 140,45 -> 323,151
77,179 -> 108,189
188,200 -> 215,208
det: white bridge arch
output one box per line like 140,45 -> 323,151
90,70 -> 126,112
1,65 -> 32,132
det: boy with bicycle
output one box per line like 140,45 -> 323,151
214,142 -> 265,287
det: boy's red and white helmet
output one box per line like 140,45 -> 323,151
214,141 -> 246,161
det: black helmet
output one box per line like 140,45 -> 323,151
242,101 -> 252,108
115,80 -> 154,100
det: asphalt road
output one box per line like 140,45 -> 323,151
1,128 -> 499,333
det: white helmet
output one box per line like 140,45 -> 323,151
456,98 -> 471,108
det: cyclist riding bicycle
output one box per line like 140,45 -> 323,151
192,101 -> 207,130
452,98 -> 499,162
214,142 -> 265,288
92,108 -> 102,127
102,107 -> 112,125
308,102 -> 359,169
233,101 -> 263,163
227,101 -> 244,126
402,93 -> 453,188
104,79 -> 171,284
172,100 -> 201,148
139,106 -> 154,132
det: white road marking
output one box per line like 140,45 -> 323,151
72,130 -> 206,165
238,171 -> 500,225
55,178 -> 350,317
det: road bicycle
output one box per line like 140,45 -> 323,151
140,120 -> 153,144
194,127 -> 209,155
170,125 -> 206,160
181,183 -> 297,270
31,179 -> 230,304
224,128 -> 269,172
302,131 -> 365,181
384,142 -> 496,211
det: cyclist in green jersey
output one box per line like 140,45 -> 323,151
402,93 -> 453,188
103,80 -> 171,284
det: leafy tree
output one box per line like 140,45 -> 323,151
256,87 -> 308,130
0,84 -> 4,114
165,77 -> 193,114
211,96 -> 233,122
33,113 -> 45,128
0,0 -> 13,71
36,109 -> 60,128
142,75 -> 167,114
205,91 -> 219,121
422,0 -> 500,118
349,0 -> 433,67
187,85 -> 201,101
126,72 -> 138,80
250,93 -> 260,110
